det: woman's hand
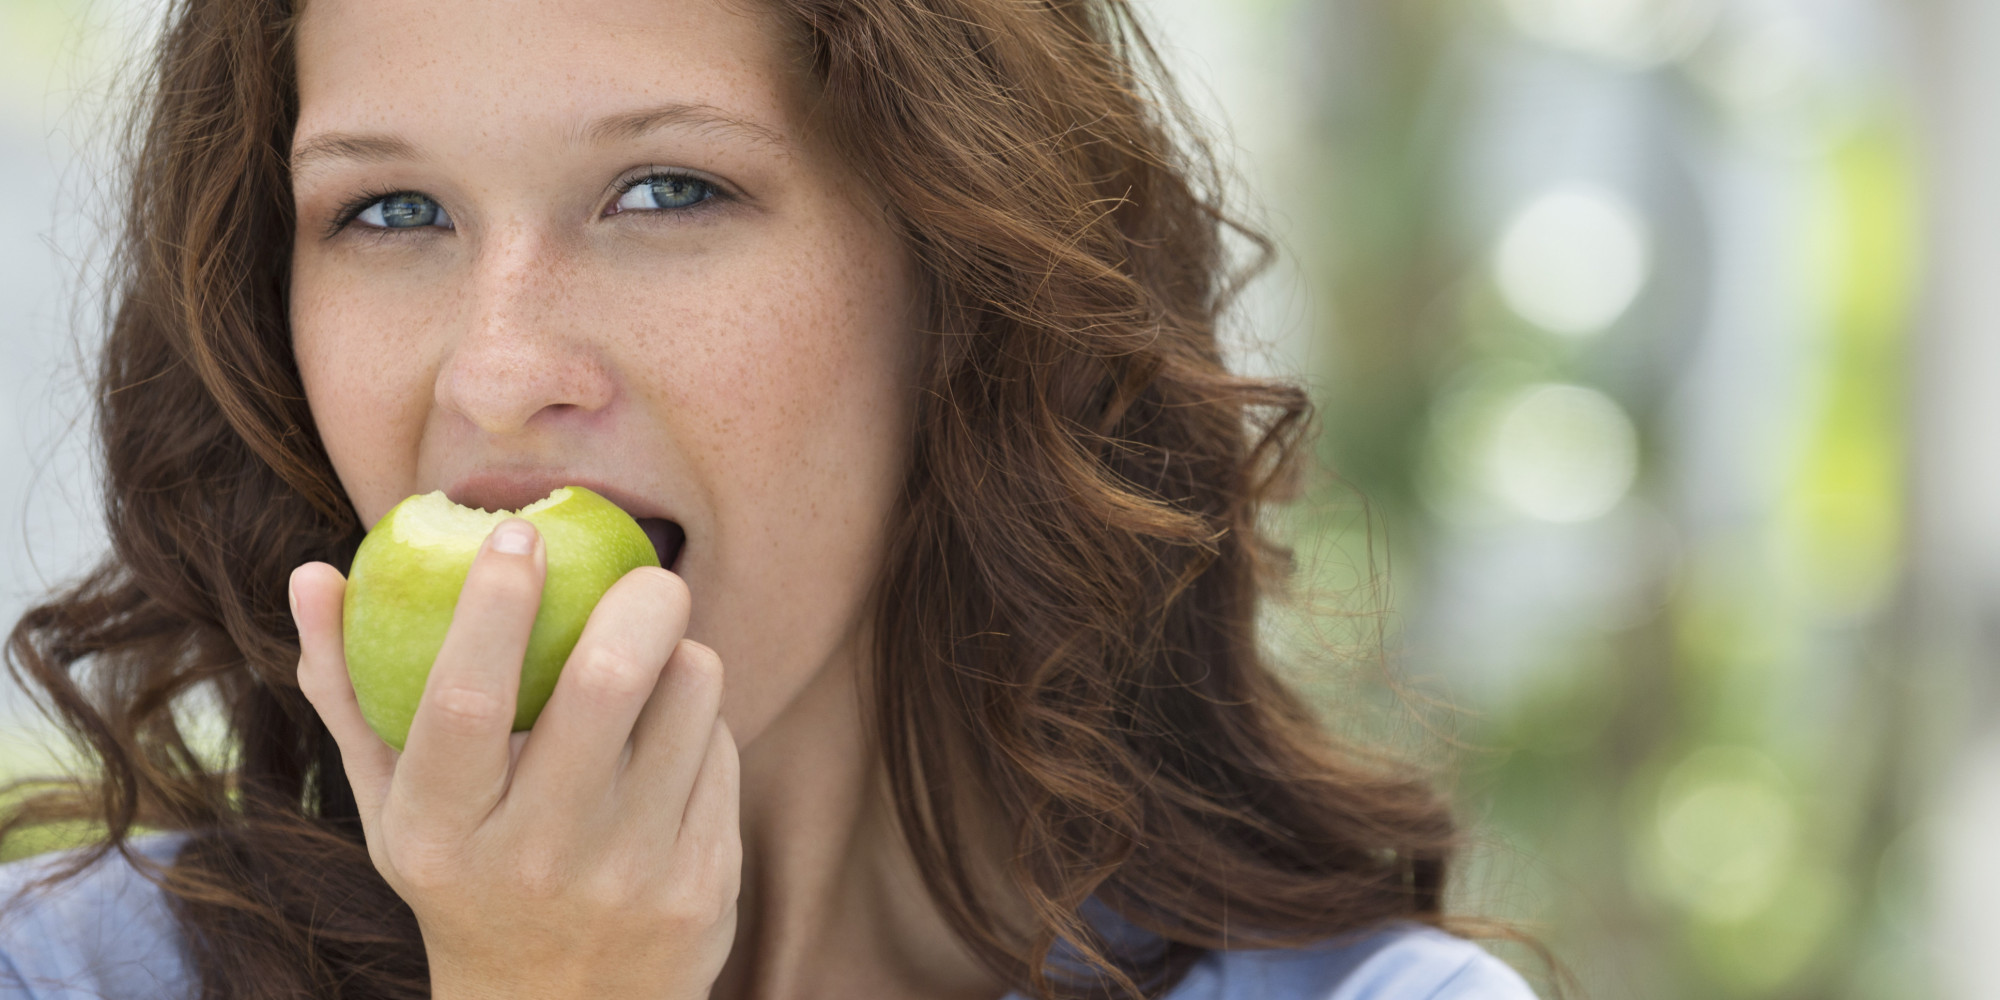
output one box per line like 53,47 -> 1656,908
292,518 -> 740,1000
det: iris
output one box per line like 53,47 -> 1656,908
357,193 -> 450,230
615,173 -> 716,213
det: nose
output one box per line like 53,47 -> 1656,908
432,225 -> 616,436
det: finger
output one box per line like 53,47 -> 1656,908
672,720 -> 741,867
616,638 -> 725,830
392,518 -> 544,831
509,567 -> 690,816
291,562 -> 396,818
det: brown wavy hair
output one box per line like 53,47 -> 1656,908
1,0 -> 1471,997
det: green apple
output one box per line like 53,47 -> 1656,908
342,486 -> 662,750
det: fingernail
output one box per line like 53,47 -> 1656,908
492,520 -> 535,555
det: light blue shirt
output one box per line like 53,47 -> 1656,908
0,831 -> 1537,999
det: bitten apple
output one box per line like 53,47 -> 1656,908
341,486 -> 662,750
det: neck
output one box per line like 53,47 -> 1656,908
707,644 -> 1006,1000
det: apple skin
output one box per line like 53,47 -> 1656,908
341,486 -> 662,750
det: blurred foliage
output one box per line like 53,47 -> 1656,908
1285,1 -> 1929,997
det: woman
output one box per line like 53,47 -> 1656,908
0,0 -> 1542,997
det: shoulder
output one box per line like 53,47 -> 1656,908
1172,923 -> 1539,1000
0,830 -> 194,1000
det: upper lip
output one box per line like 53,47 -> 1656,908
444,471 -> 676,526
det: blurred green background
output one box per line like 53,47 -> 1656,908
1198,2 -> 1994,998
2,1 -> 1994,998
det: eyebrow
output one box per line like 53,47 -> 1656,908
291,133 -> 419,174
577,102 -> 788,150
290,101 -> 789,174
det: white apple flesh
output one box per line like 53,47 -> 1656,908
341,486 -> 663,750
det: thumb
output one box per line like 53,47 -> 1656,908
292,561 -> 398,817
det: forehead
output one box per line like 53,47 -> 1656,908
292,0 -> 799,143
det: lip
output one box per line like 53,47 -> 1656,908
442,471 -> 685,570
444,472 -> 672,523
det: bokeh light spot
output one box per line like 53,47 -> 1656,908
1652,746 -> 1800,923
1499,0 -> 1719,67
1494,185 -> 1652,337
1482,383 -> 1639,523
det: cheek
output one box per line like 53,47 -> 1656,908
604,198 -> 918,490
290,262 -> 440,525
632,214 -> 919,739
726,235 -> 913,525
686,247 -> 914,470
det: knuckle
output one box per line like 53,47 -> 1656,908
686,875 -> 740,928
384,838 -> 464,892
672,641 -> 724,695
424,683 -> 508,730
295,663 -> 333,704
647,837 -> 740,928
650,882 -> 725,930
512,848 -> 571,900
573,645 -> 657,703
580,864 -> 638,911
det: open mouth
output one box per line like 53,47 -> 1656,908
636,517 -> 686,573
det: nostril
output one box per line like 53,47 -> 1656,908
636,518 -> 685,572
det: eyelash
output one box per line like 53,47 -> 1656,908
322,169 -> 727,239
324,186 -> 406,240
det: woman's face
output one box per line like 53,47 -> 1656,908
289,0 -> 920,745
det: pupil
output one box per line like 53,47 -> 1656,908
380,195 -> 438,228
650,177 -> 704,208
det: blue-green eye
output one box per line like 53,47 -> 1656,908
355,193 -> 451,230
612,173 -> 717,213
